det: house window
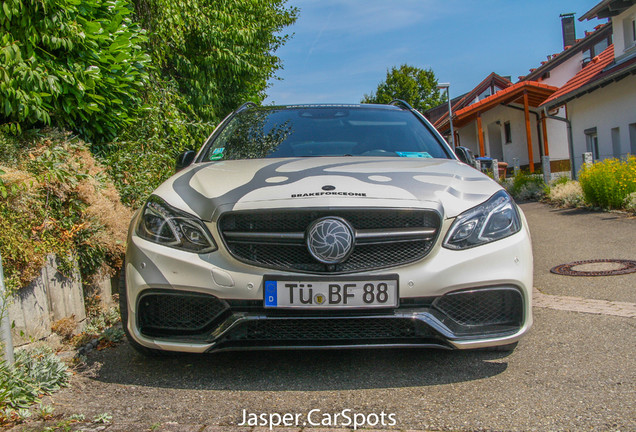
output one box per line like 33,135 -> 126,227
504,121 -> 512,143
585,127 -> 599,160
624,15 -> 636,49
629,123 -> 636,155
611,127 -> 621,158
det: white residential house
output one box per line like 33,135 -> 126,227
428,15 -> 614,174
541,0 -> 636,175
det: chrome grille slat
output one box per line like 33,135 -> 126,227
223,231 -> 305,243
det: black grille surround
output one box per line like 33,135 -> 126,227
218,209 -> 441,274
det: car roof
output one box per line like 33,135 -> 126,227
250,103 -> 405,111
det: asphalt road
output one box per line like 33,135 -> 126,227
18,203 -> 636,432
524,202 -> 636,303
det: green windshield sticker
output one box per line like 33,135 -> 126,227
396,152 -> 432,158
209,148 -> 224,160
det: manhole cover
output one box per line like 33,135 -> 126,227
550,259 -> 636,276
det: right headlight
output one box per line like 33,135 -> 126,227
443,190 -> 521,250
136,195 -> 217,254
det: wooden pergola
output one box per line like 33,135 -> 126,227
449,82 -> 558,172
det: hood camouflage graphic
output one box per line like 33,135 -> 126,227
153,157 -> 502,220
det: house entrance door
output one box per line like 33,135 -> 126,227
487,122 -> 504,161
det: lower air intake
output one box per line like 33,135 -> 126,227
137,291 -> 228,336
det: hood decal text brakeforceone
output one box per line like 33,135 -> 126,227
291,191 -> 367,198
171,158 -> 498,221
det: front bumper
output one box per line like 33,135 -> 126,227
124,211 -> 533,353
133,287 -> 527,353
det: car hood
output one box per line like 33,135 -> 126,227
155,157 -> 503,220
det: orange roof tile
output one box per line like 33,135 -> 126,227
523,23 -> 610,83
432,72 -> 512,129
541,45 -> 615,107
435,81 -> 558,132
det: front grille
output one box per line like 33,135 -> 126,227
219,209 -> 440,273
231,317 -> 436,341
137,292 -> 228,336
433,288 -> 523,327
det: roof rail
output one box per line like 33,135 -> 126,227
236,102 -> 257,113
389,99 -> 414,110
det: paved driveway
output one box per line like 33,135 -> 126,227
17,203 -> 636,432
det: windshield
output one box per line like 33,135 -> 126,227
201,106 -> 451,161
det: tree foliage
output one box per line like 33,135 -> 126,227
133,0 -> 298,122
362,64 -> 446,112
0,0 -> 151,142
98,74 -> 211,207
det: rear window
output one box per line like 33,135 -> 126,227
202,106 -> 451,161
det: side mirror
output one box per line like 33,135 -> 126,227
175,150 -> 196,172
455,146 -> 475,167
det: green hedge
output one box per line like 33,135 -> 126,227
0,0 -> 150,142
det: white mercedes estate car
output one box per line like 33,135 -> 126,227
121,101 -> 533,355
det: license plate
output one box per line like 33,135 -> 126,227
263,275 -> 398,309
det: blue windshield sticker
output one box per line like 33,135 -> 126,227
396,152 -> 432,158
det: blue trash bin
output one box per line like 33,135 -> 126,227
475,156 -> 493,172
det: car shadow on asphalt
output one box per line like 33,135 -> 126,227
82,342 -> 511,391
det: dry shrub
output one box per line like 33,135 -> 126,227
548,181 -> 585,208
75,168 -> 132,274
1,128 -> 131,293
51,316 -> 77,341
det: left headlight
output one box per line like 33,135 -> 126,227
136,195 -> 217,254
443,190 -> 521,250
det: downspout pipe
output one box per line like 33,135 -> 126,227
542,107 -> 576,180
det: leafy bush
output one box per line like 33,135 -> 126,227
0,0 -> 150,142
578,156 -> 636,209
0,346 -> 69,418
507,171 -> 546,201
543,174 -> 570,194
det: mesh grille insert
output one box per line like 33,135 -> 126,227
138,292 -> 228,335
232,318 -> 435,341
433,289 -> 523,326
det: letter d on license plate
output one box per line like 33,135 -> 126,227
263,275 -> 398,309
